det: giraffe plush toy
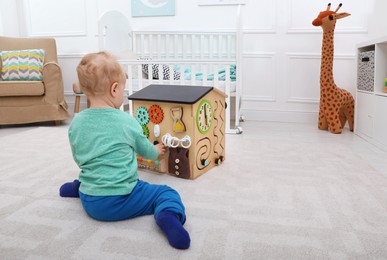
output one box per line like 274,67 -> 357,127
312,3 -> 354,134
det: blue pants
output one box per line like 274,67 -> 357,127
79,180 -> 186,224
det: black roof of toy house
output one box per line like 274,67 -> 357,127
128,84 -> 213,104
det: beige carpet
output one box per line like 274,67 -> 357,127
1,125 -> 387,259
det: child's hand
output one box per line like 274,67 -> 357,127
155,143 -> 168,156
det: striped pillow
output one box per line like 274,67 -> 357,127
1,49 -> 45,81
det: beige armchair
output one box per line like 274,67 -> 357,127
0,36 -> 69,125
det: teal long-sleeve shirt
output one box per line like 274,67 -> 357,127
68,108 -> 158,196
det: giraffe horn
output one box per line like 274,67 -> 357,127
335,3 -> 342,13
326,3 -> 331,11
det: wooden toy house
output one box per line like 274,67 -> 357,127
128,84 -> 226,179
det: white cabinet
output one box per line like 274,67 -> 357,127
356,37 -> 387,152
355,92 -> 374,138
373,95 -> 387,148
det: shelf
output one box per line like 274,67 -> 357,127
357,35 -> 387,48
358,45 -> 375,53
357,90 -> 373,94
375,92 -> 387,97
355,36 -> 387,152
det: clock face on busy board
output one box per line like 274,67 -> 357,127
196,99 -> 213,134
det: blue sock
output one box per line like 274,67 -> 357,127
59,180 -> 80,198
156,211 -> 190,249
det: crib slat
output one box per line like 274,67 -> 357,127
191,63 -> 195,85
166,34 -> 171,59
158,63 -> 162,83
209,34 -> 213,60
191,35 -> 195,60
137,63 -> 143,91
202,35 -> 205,60
157,34 -> 162,60
218,35 -> 223,60
168,64 -> 174,84
213,64 -> 219,88
225,64 -> 231,133
133,33 -> 137,57
227,35 -> 232,59
149,62 -> 154,85
174,35 -> 178,59
180,63 -> 185,85
139,34 -> 145,57
218,34 -> 223,59
182,34 -> 187,60
201,64 -> 207,86
127,65 -> 132,93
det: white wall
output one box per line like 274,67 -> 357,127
0,0 -> 382,123
368,0 -> 387,40
0,12 -> 3,35
0,0 -> 20,36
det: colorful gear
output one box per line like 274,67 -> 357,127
142,125 -> 150,138
148,105 -> 164,124
135,107 -> 149,125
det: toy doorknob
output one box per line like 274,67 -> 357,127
201,159 -> 209,166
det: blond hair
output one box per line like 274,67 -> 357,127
77,51 -> 124,96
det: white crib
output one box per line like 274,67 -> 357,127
99,7 -> 243,134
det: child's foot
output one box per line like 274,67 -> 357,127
156,211 -> 190,249
59,179 -> 80,198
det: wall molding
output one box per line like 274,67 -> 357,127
58,53 -> 85,59
286,97 -> 319,104
285,52 -> 356,104
243,29 -> 276,34
242,52 -> 276,58
242,52 -> 277,102
244,0 -> 277,35
242,96 -> 276,102
286,0 -> 369,34
286,28 -> 369,35
23,0 -> 88,37
198,0 -> 246,6
286,53 -> 356,60
0,8 -> 4,35
241,108 -> 318,123
133,28 -> 278,35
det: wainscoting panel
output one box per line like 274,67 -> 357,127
242,0 -> 277,34
242,52 -> 277,102
0,11 -> 3,35
23,0 -> 87,37
286,53 -> 321,104
58,54 -> 83,105
286,0 -> 370,34
240,51 -> 356,123
285,53 -> 356,103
